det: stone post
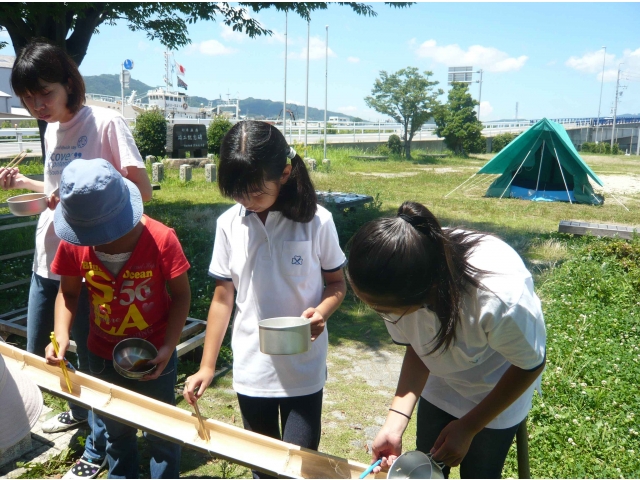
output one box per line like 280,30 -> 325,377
152,162 -> 164,183
304,158 -> 317,171
205,163 -> 217,183
180,164 -> 192,182
145,155 -> 156,167
322,159 -> 331,169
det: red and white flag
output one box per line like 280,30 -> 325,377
175,61 -> 186,76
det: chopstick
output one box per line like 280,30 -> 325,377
5,150 -> 28,169
359,459 -> 382,479
50,332 -> 73,394
192,398 -> 210,442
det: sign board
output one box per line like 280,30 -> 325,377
448,66 -> 474,84
123,59 -> 134,70
121,70 -> 130,88
166,124 -> 208,158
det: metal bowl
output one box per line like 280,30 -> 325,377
112,338 -> 158,379
7,193 -> 48,216
387,451 -> 444,479
258,317 -> 311,355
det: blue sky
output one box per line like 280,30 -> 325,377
25,3 -> 640,121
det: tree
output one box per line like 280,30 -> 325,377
133,109 -> 167,158
492,132 -> 520,153
433,82 -> 484,156
365,67 -> 442,159
207,115 -> 233,157
0,2 -> 410,154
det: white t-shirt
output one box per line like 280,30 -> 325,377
386,233 -> 546,429
209,204 -> 346,397
34,106 -> 144,279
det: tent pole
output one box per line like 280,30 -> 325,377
499,132 -> 544,199
534,140 -> 545,193
549,136 -> 573,204
444,173 -> 477,198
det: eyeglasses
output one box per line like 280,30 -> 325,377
375,306 -> 411,325
374,304 -> 431,325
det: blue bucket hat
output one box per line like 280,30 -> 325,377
54,159 -> 143,246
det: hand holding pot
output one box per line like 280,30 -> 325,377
301,307 -> 325,341
430,419 -> 476,467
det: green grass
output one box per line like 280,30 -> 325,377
3,150 -> 640,478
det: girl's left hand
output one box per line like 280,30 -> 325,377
142,345 -> 173,381
301,307 -> 325,341
430,419 -> 476,467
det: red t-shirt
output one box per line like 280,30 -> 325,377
51,215 -> 190,359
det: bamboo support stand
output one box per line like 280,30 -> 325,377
1,342 -> 384,479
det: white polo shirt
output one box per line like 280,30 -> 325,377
209,204 -> 346,397
386,233 -> 546,429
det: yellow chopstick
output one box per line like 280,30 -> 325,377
5,150 -> 27,169
193,399 -> 210,442
50,332 -> 73,393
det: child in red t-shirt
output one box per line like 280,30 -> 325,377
44,158 -> 191,479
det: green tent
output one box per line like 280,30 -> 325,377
479,118 -> 604,205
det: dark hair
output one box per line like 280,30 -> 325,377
347,201 -> 490,354
11,40 -> 86,114
218,120 -> 317,223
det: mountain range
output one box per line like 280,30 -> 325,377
84,74 -> 355,121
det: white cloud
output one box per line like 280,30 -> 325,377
479,101 -> 493,118
266,30 -> 287,44
566,47 -> 640,82
415,39 -> 527,72
290,36 -> 335,60
347,57 -> 360,63
137,41 -> 150,51
188,40 -> 236,56
338,106 -> 358,113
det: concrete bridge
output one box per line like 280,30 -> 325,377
1,116 -> 639,157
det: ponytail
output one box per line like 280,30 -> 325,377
275,153 -> 317,223
347,201 -> 490,354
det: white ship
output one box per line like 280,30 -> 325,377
85,51 -> 241,122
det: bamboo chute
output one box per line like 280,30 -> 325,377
1,342 -> 384,479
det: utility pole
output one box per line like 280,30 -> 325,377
595,46 -> 606,143
323,25 -> 328,160
283,11 -> 288,143
476,69 -> 484,121
304,20 -> 310,157
611,63 -> 623,149
515,102 -> 518,121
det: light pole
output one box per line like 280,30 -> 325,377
476,69 -> 484,121
595,46 -> 606,143
304,20 -> 310,158
323,25 -> 328,160
611,63 -> 623,149
283,11 -> 288,142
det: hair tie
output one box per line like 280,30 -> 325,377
287,147 -> 297,159
398,213 -> 417,226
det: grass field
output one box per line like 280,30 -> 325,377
1,148 -> 639,478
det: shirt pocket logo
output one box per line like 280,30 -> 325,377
282,241 -> 311,277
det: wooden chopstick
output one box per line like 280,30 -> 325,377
193,399 -> 210,442
5,150 -> 27,169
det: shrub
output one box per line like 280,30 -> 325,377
387,134 -> 402,155
207,116 -> 233,156
611,143 -> 620,155
581,142 -> 595,153
604,142 -> 611,154
492,132 -> 520,153
133,110 -> 167,158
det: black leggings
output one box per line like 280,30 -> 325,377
416,397 -> 520,479
237,389 -> 323,479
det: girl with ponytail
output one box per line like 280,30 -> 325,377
184,121 -> 346,472
347,201 -> 546,479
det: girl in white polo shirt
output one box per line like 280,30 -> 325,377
184,121 -> 346,475
347,201 -> 546,479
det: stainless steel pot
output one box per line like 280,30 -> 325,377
387,451 -> 445,479
7,193 -> 48,216
113,338 -> 158,379
258,317 -> 311,355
